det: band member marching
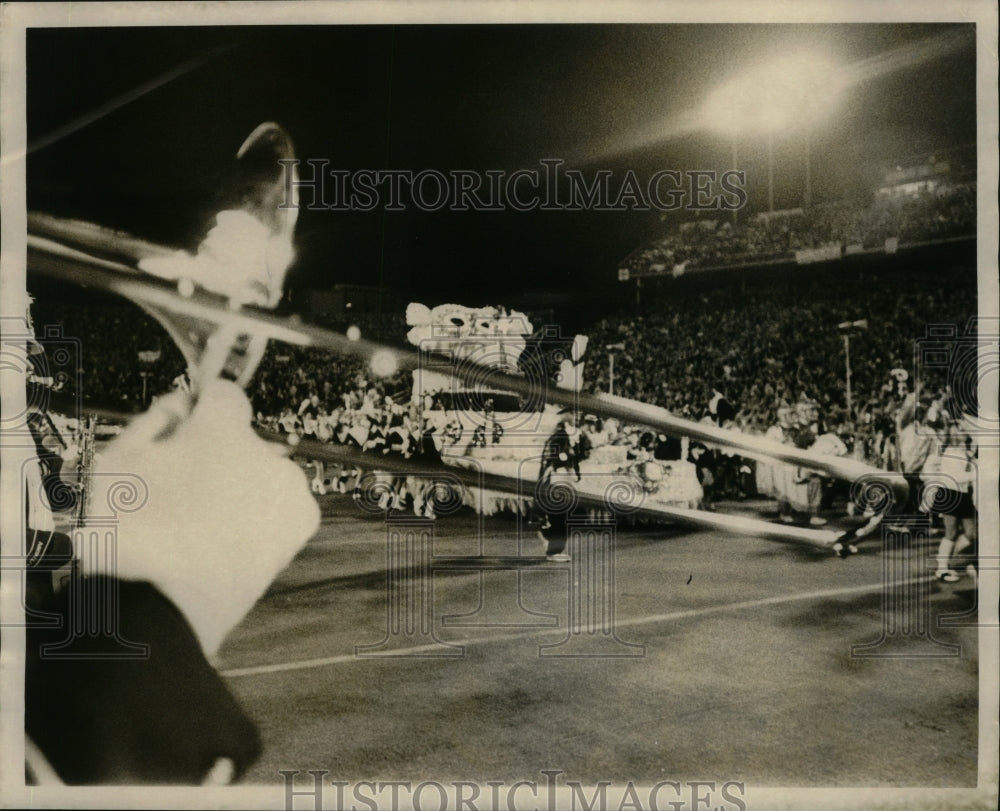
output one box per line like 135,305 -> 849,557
534,409 -> 586,561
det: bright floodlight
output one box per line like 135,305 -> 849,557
701,50 -> 845,135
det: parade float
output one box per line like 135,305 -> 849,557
404,302 -> 703,518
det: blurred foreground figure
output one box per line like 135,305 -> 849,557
26,381 -> 320,784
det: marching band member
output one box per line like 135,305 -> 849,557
764,407 -> 797,524
26,381 -> 320,784
533,410 -> 585,561
539,410 -> 583,484
808,427 -> 849,526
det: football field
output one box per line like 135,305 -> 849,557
217,487 -> 980,793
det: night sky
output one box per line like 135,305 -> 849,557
26,23 -> 977,320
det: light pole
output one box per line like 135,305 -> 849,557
804,130 -> 812,208
731,134 -> 739,225
838,319 -> 868,419
606,343 -> 625,397
767,132 -> 775,213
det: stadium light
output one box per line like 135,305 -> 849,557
701,50 -> 844,135
700,50 -> 845,210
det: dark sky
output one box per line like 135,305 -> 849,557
26,23 -> 977,319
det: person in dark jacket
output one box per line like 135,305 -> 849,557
539,411 -> 582,483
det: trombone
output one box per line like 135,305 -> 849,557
24,125 -> 908,555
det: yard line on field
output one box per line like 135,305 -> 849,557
219,577 -> 933,677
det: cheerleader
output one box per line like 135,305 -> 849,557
923,413 -> 977,582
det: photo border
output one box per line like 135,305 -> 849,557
1,2 -> 996,809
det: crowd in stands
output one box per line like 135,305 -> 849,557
33,258 -> 975,482
27,299 -> 186,412
250,343 -> 409,421
583,264 -> 975,472
620,181 -> 975,275
28,299 -> 410,416
30,176 -> 978,522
